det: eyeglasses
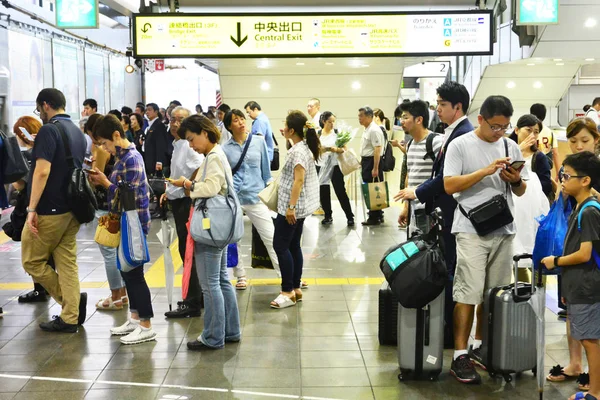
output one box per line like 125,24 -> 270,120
561,173 -> 586,181
484,118 -> 512,133
33,108 -> 40,116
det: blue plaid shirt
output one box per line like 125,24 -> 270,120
108,144 -> 151,235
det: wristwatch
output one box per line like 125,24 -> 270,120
510,178 -> 523,188
554,256 -> 560,267
26,207 -> 36,213
288,204 -> 297,210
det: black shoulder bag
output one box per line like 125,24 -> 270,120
232,133 -> 253,175
53,121 -> 98,224
458,138 -> 514,236
270,134 -> 280,171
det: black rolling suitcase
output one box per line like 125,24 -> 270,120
378,281 -> 398,345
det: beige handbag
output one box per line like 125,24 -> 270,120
258,175 -> 280,212
337,149 -> 361,176
94,190 -> 121,248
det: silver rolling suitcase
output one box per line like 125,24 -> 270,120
480,254 -> 537,383
397,292 -> 445,381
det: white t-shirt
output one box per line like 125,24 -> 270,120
444,131 -> 527,235
585,107 -> 600,125
361,121 -> 384,157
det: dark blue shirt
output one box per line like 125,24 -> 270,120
28,115 -> 86,215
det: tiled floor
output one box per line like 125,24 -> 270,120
0,204 -> 582,399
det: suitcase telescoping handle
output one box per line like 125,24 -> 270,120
512,254 -> 534,302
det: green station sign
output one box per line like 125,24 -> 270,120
56,0 -> 99,29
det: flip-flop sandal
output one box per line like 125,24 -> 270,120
236,278 -> 248,291
301,281 -> 309,289
95,297 -> 123,310
294,289 -> 303,302
577,373 -> 590,391
546,364 -> 579,382
121,296 -> 129,305
270,294 -> 296,309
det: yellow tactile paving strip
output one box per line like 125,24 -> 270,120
0,235 -> 386,290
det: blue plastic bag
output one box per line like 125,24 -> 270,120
227,243 -> 238,268
532,193 -> 572,274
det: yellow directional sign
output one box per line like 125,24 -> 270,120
133,11 -> 493,58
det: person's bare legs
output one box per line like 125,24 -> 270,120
474,304 -> 484,341
564,318 -> 585,375
454,303 -> 475,350
580,339 -> 600,399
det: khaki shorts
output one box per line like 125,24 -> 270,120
453,233 -> 515,305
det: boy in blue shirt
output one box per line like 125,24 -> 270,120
543,151 -> 600,400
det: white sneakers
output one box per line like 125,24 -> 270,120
110,319 -> 157,345
120,326 -> 157,345
110,319 -> 140,336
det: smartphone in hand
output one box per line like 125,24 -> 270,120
509,161 -> 525,171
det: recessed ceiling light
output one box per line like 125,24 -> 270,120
586,58 -> 596,61
350,59 -> 362,68
125,64 -> 135,74
533,81 -> 543,89
553,58 -> 563,61
585,18 -> 597,28
351,81 -> 361,90
261,82 -> 270,91
257,59 -> 269,69
296,62 -> 305,66
506,81 -> 516,89
325,62 -> 335,65
527,63 -> 535,66
556,63 -> 564,66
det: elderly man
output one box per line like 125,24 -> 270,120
307,98 -> 322,127
359,106 -> 385,226
161,107 -> 205,318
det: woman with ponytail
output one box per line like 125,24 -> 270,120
270,111 -> 320,309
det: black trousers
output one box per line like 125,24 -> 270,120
440,227 -> 457,348
120,266 -> 154,320
361,156 -> 384,221
320,165 -> 354,220
170,197 -> 203,308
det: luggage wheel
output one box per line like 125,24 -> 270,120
503,374 -> 512,383
398,373 -> 405,382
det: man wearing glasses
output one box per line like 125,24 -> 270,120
443,95 -> 527,384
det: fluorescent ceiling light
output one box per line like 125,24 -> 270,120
556,63 -> 564,66
585,58 -> 596,61
296,62 -> 305,66
506,81 -> 516,89
261,82 -> 270,91
553,58 -> 562,61
533,81 -> 543,89
527,63 -> 535,66
351,81 -> 361,90
585,18 -> 597,28
325,62 -> 335,65
361,64 -> 370,68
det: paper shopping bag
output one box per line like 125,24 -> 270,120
362,179 -> 390,211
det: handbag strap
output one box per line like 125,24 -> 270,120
458,137 -> 510,218
231,133 -> 253,175
52,120 -> 75,170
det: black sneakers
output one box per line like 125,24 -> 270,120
78,292 -> 87,325
321,218 -> 333,226
165,301 -> 201,318
468,346 -> 487,371
39,316 -> 77,333
361,219 -> 381,226
18,290 -> 48,303
450,354 -> 482,384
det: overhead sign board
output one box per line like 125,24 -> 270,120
517,0 -> 559,26
56,0 -> 99,29
133,11 -> 493,58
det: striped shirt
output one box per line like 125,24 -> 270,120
407,132 -> 443,210
277,141 -> 319,219
108,144 -> 151,235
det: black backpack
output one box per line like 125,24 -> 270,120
380,127 -> 395,172
53,121 -> 97,224
400,133 -> 439,190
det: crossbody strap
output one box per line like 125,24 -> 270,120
52,120 -> 75,170
458,137 -> 510,218
231,133 -> 253,175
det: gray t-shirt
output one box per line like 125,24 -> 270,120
407,132 -> 443,210
562,198 -> 600,304
444,131 -> 526,235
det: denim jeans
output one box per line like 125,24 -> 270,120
98,244 -> 125,290
273,214 -> 305,293
120,265 -> 154,320
195,243 -> 241,348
